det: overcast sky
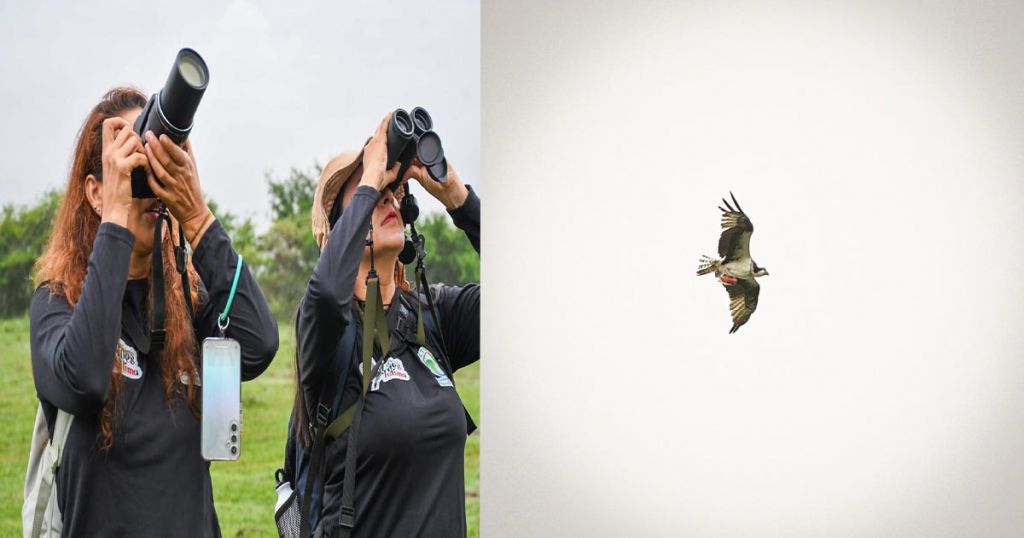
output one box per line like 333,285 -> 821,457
0,0 -> 479,228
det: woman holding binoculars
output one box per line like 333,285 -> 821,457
29,87 -> 279,536
289,112 -> 480,537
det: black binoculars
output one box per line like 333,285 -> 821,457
386,107 -> 445,265
131,48 -> 210,198
386,107 -> 448,186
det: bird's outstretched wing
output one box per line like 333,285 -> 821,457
718,191 -> 754,262
723,277 -> 760,333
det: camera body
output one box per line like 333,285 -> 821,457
131,48 -> 209,198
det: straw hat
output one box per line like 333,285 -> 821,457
311,137 -> 412,289
311,143 -> 367,250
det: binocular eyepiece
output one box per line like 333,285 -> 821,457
386,106 -> 448,185
131,48 -> 210,198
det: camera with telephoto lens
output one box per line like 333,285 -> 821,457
131,48 -> 210,198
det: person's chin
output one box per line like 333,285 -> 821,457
130,220 -> 157,243
132,241 -> 154,259
377,234 -> 406,252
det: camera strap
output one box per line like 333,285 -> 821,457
176,220 -> 194,320
149,209 -> 195,353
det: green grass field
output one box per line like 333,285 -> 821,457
0,316 -> 479,537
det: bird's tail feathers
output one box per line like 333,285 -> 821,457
696,255 -> 719,276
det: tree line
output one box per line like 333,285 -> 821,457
0,166 -> 479,320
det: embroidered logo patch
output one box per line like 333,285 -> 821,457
370,357 -> 410,391
418,347 -> 453,388
116,339 -> 142,380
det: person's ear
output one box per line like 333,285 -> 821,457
84,174 -> 103,214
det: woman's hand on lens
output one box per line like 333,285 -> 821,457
361,113 -> 401,191
404,159 -> 469,210
100,117 -> 148,226
144,133 -> 215,246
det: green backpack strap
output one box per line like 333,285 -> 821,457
338,275 -> 389,536
323,405 -> 356,441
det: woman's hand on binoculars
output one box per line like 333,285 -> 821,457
404,160 -> 469,210
144,132 -> 215,246
361,113 -> 401,191
100,117 -> 149,226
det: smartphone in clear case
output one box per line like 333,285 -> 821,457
201,338 -> 241,461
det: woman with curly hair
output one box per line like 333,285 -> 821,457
30,87 -> 278,536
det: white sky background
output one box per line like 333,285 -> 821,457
0,0 -> 480,228
485,1 -> 1024,535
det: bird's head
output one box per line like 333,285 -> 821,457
753,263 -> 769,277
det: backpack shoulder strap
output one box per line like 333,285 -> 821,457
299,311 -> 359,538
24,404 -> 73,538
319,320 -> 359,441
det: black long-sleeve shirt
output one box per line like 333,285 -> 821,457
296,185 -> 480,537
30,220 -> 278,537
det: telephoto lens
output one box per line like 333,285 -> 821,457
156,49 -> 208,139
386,109 -> 416,168
131,48 -> 210,198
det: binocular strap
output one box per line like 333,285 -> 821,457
414,263 -> 453,376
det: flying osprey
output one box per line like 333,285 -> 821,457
697,192 -> 769,333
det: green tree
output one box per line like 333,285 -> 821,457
0,190 -> 62,317
207,197 -> 263,276
260,215 -> 318,318
260,167 -> 320,319
268,165 -> 319,220
415,212 -> 479,286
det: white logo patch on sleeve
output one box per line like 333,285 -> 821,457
370,357 -> 410,391
116,338 -> 143,380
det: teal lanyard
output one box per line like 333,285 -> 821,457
217,255 -> 244,334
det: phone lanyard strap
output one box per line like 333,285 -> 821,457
217,254 -> 244,335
